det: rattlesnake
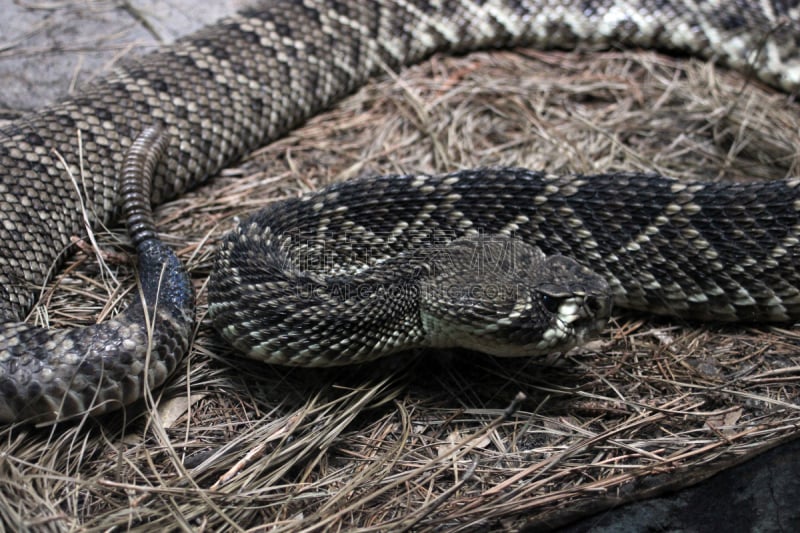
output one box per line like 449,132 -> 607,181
1,0 -> 799,423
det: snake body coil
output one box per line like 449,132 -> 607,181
0,128 -> 193,423
209,169 -> 800,366
1,0 -> 799,422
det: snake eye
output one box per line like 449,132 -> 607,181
541,293 -> 562,314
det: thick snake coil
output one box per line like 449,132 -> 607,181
1,0 -> 799,423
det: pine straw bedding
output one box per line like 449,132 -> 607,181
1,49 -> 799,531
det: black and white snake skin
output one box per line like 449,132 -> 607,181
0,0 -> 799,423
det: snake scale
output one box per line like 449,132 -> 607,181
1,0 -> 799,423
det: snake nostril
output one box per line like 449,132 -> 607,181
585,295 -> 604,315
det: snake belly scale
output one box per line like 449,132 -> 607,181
1,0 -> 799,422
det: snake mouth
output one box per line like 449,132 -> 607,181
493,289 -> 611,357
542,290 -> 612,353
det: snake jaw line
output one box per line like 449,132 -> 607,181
416,236 -> 612,357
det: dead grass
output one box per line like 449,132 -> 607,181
1,49 -> 800,531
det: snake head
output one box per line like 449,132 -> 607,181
419,234 -> 611,356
